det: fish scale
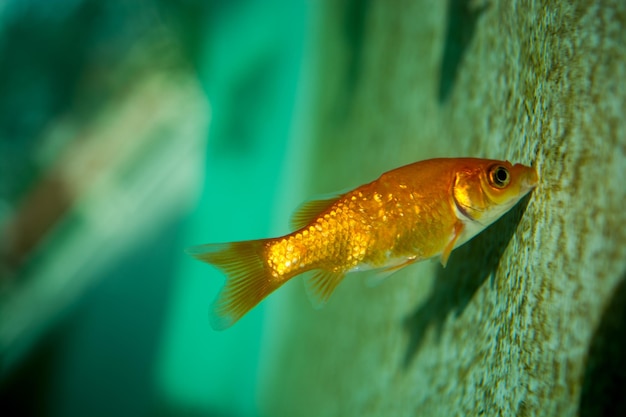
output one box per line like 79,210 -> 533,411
189,157 -> 539,330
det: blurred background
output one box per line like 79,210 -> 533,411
0,0 -> 312,416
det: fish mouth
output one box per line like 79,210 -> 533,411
520,167 -> 539,192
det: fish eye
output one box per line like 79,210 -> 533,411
488,165 -> 510,188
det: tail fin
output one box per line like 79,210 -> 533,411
187,239 -> 276,330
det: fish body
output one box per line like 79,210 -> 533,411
189,158 -> 539,330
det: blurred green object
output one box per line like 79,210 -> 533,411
0,0 -> 309,416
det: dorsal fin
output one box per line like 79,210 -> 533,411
289,194 -> 342,230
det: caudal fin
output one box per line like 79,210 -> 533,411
187,239 -> 276,330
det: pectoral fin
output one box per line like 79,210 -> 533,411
440,222 -> 464,267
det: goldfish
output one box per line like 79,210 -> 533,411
189,157 -> 539,330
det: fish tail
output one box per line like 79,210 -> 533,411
187,239 -> 276,330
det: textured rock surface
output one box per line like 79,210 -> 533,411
260,1 -> 626,416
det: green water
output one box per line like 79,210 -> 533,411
0,1 -> 309,416
9,2 -> 626,416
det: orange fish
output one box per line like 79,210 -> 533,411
189,158 -> 539,330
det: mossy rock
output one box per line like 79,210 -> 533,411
260,2 -> 626,416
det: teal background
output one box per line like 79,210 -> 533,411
0,1 -> 309,416
3,1 -> 626,416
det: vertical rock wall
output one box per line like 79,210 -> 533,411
261,1 -> 626,416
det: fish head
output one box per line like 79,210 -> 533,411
452,160 -> 539,226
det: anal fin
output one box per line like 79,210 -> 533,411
303,269 -> 346,309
